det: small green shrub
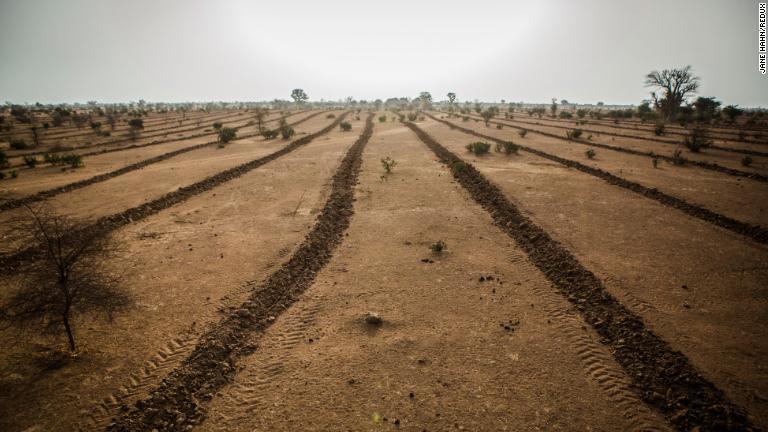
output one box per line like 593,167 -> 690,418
585,149 -> 596,159
430,240 -> 446,254
566,129 -> 583,140
261,129 -> 279,139
496,123 -> 503,129
381,156 -> 397,173
0,150 -> 7,169
652,157 -> 659,169
10,139 -> 28,150
407,112 -> 418,122
518,129 -> 528,138
10,169 -> 17,178
61,153 -> 83,168
466,142 -> 491,155
278,118 -> 295,139
212,122 -> 223,130
218,127 -> 237,144
378,115 -> 387,123
742,156 -> 753,167
23,155 -> 38,168
654,123 -> 665,136
451,160 -> 467,174
340,121 -> 352,131
495,141 -> 519,155
462,116 -> 469,122
683,127 -> 711,153
326,113 -> 336,119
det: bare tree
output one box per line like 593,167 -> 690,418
645,65 -> 700,121
290,89 -> 308,106
0,205 -> 132,351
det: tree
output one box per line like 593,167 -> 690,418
291,89 -> 309,105
692,97 -> 720,123
550,98 -> 558,117
447,92 -> 457,106
255,108 -> 268,131
0,205 -> 131,351
645,65 -> 700,121
722,105 -> 744,123
128,118 -> 144,140
481,109 -> 495,126
418,92 -> 433,110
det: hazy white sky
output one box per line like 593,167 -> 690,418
1,0 -> 766,106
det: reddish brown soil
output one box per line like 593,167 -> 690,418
0,110 -> 765,432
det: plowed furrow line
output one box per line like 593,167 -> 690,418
204,299 -> 323,431
426,113 -> 768,245
403,118 -> 755,431
105,114 -> 374,431
492,112 -> 768,147
434,112 -> 768,182
12,111 -> 256,159
0,112 -> 347,272
0,111 -> 322,213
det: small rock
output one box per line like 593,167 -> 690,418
364,312 -> 383,326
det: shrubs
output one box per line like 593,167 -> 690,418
218,127 -> 237,145
466,142 -> 491,155
742,156 -> 753,167
462,116 -> 470,122
566,129 -> 583,140
652,157 -> 659,169
495,141 -> 519,155
44,152 -> 83,168
278,118 -> 295,139
212,121 -> 223,130
378,115 -> 387,123
496,123 -> 503,129
10,138 -> 28,150
381,156 -> 397,173
683,127 -> 711,152
0,149 -> 8,169
23,155 -> 38,168
407,112 -> 418,122
654,122 -> 666,136
450,160 -> 467,174
585,149 -> 596,159
326,113 -> 336,119
261,129 -> 279,140
430,240 -> 446,254
340,121 -> 352,132
518,129 -> 528,138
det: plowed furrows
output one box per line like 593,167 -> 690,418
0,110 -> 322,213
0,112 -> 348,272
3,110 -> 307,170
526,279 -> 671,432
35,112 -> 227,145
106,114 -> 374,431
204,300 -> 323,431
402,118 -> 756,431
74,335 -> 197,432
425,113 -> 768,245
12,111 -> 254,158
37,111 -> 218,139
41,111 -> 227,141
493,113 -> 768,158
496,112 -> 768,146
74,242 -> 300,432
434,112 -> 768,182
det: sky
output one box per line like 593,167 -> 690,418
1,0 -> 766,106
